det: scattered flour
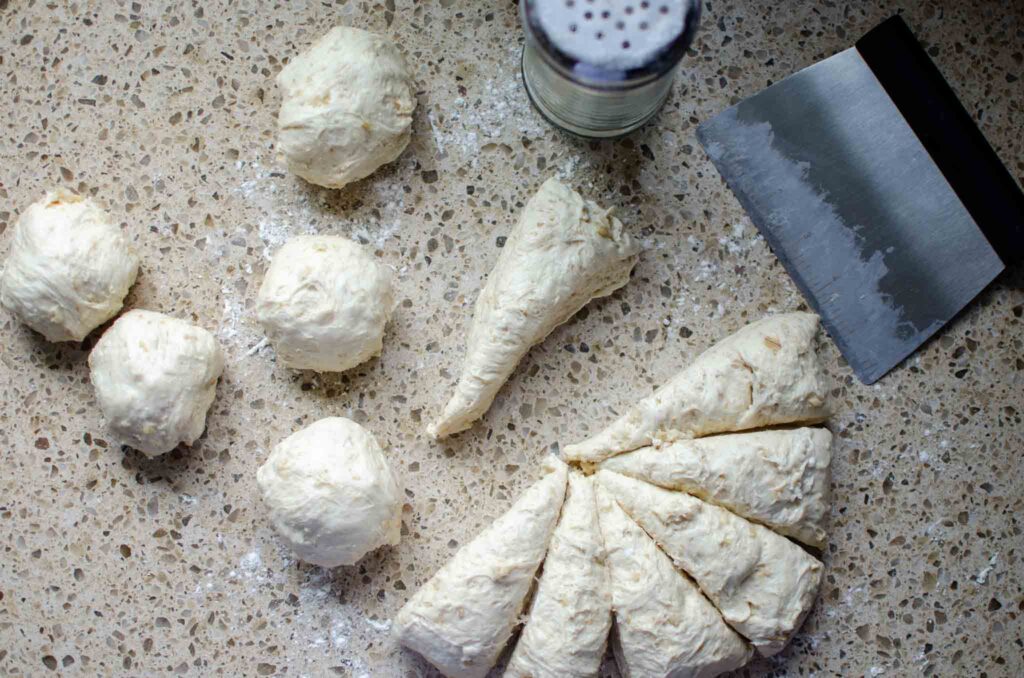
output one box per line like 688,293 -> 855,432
717,222 -> 758,255
429,45 -> 547,164
694,259 -> 719,282
234,161 -> 405,260
975,553 -> 998,584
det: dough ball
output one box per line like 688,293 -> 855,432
1,190 -> 139,342
256,417 -> 402,567
276,26 -> 416,189
256,235 -> 395,372
88,309 -> 225,457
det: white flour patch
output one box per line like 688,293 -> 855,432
556,154 -> 582,180
364,617 -> 391,633
217,282 -> 263,358
235,161 -> 404,258
975,553 -> 998,584
430,45 -> 547,164
236,166 -> 322,259
717,222 -> 759,256
291,567 -> 378,675
694,259 -> 719,282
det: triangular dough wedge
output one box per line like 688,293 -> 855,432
394,458 -> 569,678
596,471 -> 822,656
600,427 -> 833,548
564,312 -> 831,464
506,473 -> 612,678
429,178 -> 639,438
594,483 -> 752,677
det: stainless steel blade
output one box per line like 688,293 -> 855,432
697,47 -> 1005,384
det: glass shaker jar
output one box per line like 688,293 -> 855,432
521,0 -> 701,138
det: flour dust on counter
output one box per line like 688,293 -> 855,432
1,0 -> 1020,676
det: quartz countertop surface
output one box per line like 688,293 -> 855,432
1,1 -> 1022,676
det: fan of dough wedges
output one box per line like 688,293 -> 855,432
395,313 -> 834,678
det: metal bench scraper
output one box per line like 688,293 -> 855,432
697,16 -> 1024,384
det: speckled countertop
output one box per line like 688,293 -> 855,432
1,1 -> 1022,676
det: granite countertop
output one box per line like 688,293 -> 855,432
1,1 -> 1021,676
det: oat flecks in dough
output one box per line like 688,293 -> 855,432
429,177 -> 640,439
595,482 -> 752,678
0,189 -> 139,342
506,472 -> 612,678
256,235 -> 395,373
394,458 -> 568,678
88,309 -> 224,457
596,470 -> 823,657
601,427 -> 833,548
276,26 -> 416,189
256,417 -> 402,568
564,312 -> 831,464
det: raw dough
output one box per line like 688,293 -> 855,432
564,312 -> 831,464
506,472 -> 611,678
1,189 -> 139,342
594,483 -> 751,678
394,458 -> 568,678
601,427 -> 833,548
596,471 -> 822,656
88,309 -> 224,457
276,26 -> 415,189
429,178 -> 639,438
256,235 -> 395,372
256,417 -> 401,567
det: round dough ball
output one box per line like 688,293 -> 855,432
88,309 -> 225,457
0,190 -> 139,342
276,26 -> 416,189
256,235 -> 395,373
256,417 -> 402,567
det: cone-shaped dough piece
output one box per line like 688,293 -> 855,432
596,471 -> 822,656
429,178 -> 639,438
594,483 -> 751,678
394,458 -> 568,678
564,312 -> 831,464
506,473 -> 612,678
601,428 -> 833,548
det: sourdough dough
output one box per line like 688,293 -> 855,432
256,417 -> 401,567
256,235 -> 395,373
1,190 -> 139,342
595,483 -> 751,677
394,458 -> 568,678
565,312 -> 831,464
506,473 -> 611,678
88,310 -> 224,457
429,177 -> 639,438
601,427 -> 833,548
277,26 -> 416,188
596,471 -> 822,656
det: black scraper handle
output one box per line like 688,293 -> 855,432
857,15 -> 1024,265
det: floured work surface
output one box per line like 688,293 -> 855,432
0,1 -> 1021,676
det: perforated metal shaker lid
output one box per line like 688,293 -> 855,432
522,0 -> 700,84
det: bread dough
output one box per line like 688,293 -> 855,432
394,458 -> 568,678
256,417 -> 401,567
88,309 -> 224,457
1,190 -> 139,342
596,471 -> 822,656
564,312 -> 831,464
506,472 -> 611,678
429,178 -> 639,438
601,427 -> 833,548
256,235 -> 395,372
594,483 -> 751,677
276,26 -> 415,189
